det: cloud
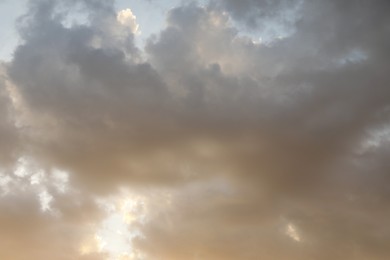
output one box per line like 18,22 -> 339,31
117,8 -> 139,34
0,65 -> 20,166
0,159 -> 107,260
1,0 -> 390,259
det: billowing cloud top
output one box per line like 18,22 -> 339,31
1,0 -> 390,259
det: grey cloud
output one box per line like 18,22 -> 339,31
1,0 -> 390,259
141,2 -> 390,258
0,66 -> 20,167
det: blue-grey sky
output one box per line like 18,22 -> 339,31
0,0 -> 27,61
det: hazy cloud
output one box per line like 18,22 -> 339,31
1,0 -> 390,259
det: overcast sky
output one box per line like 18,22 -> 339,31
1,0 -> 390,259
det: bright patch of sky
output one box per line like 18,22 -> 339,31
93,190 -> 151,259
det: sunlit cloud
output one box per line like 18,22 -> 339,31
117,8 -> 140,34
286,223 -> 301,242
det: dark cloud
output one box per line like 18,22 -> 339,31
1,0 -> 390,258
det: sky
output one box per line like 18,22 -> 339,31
0,0 -> 390,259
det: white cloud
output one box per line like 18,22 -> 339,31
117,8 -> 140,34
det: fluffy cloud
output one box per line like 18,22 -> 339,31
117,9 -> 139,34
1,0 -> 390,259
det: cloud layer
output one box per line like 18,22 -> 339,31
1,0 -> 390,259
